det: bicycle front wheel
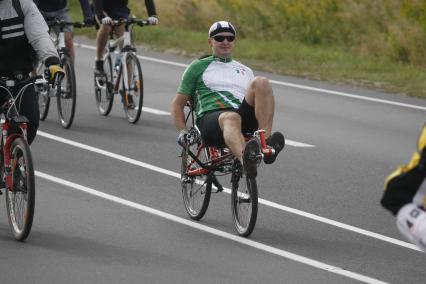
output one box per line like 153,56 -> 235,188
57,54 -> 76,129
94,54 -> 114,116
181,145 -> 211,220
231,161 -> 258,237
5,137 -> 35,241
122,53 -> 143,124
36,63 -> 50,121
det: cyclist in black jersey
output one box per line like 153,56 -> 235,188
92,0 -> 158,73
0,0 -> 64,145
34,0 -> 94,62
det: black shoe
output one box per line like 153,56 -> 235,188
263,132 -> 285,164
243,139 -> 260,178
95,60 -> 104,74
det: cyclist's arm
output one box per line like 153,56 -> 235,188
171,93 -> 190,132
79,0 -> 94,21
21,0 -> 59,66
145,0 -> 158,17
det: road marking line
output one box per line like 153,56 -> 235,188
76,42 -> 426,111
142,107 -> 170,115
37,130 -> 421,252
35,170 -> 389,284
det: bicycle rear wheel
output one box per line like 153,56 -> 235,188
57,54 -> 76,129
122,53 -> 143,124
5,137 -> 35,241
181,145 -> 212,220
231,161 -> 258,237
36,63 -> 50,121
94,54 -> 114,116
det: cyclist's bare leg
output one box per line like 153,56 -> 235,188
65,31 -> 75,63
96,24 -> 113,60
219,112 -> 245,162
245,76 -> 274,137
114,24 -> 125,49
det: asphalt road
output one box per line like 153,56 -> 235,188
0,38 -> 425,284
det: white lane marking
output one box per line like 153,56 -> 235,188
37,130 -> 421,252
76,42 -> 426,112
142,107 -> 170,115
76,43 -> 314,148
286,140 -> 315,147
35,171 -> 389,284
270,80 -> 426,111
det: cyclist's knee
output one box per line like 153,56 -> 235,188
219,112 -> 241,129
251,76 -> 271,92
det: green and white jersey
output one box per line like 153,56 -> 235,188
177,55 -> 254,124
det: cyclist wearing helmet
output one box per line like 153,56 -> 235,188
171,21 -> 285,177
0,0 -> 64,144
33,0 -> 94,63
92,0 -> 158,74
381,122 -> 426,251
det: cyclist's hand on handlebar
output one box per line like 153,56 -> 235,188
47,64 -> 65,83
177,129 -> 188,147
101,16 -> 113,25
148,16 -> 159,25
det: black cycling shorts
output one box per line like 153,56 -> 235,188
105,6 -> 130,20
198,99 -> 258,146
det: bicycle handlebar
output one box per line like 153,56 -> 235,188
0,75 -> 46,88
109,18 -> 150,28
46,19 -> 94,29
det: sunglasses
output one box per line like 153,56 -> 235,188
212,35 -> 235,42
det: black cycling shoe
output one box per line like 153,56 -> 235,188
243,139 -> 260,178
263,132 -> 285,164
94,60 -> 105,75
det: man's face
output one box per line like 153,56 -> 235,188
208,32 -> 236,58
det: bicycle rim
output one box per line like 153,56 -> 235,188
181,147 -> 211,220
36,64 -> 50,121
5,137 -> 35,241
123,53 -> 143,124
94,55 -> 114,116
231,171 -> 258,237
57,55 -> 76,129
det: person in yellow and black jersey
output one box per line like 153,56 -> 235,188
381,122 -> 426,251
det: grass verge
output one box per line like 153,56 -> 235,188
69,11 -> 426,99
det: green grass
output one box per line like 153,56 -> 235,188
69,4 -> 426,99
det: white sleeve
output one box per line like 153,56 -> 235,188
20,0 -> 58,64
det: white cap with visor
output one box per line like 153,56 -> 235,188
208,21 -> 236,38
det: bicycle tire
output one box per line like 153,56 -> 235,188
181,146 -> 212,220
36,63 -> 50,121
94,54 -> 114,116
231,161 -> 258,237
5,137 -> 35,241
57,54 -> 76,129
122,53 -> 143,124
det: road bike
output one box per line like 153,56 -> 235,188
37,20 -> 91,129
0,74 -> 46,241
179,103 -> 276,237
94,18 -> 149,124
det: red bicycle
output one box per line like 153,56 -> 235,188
0,75 -> 44,241
180,103 -> 275,237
